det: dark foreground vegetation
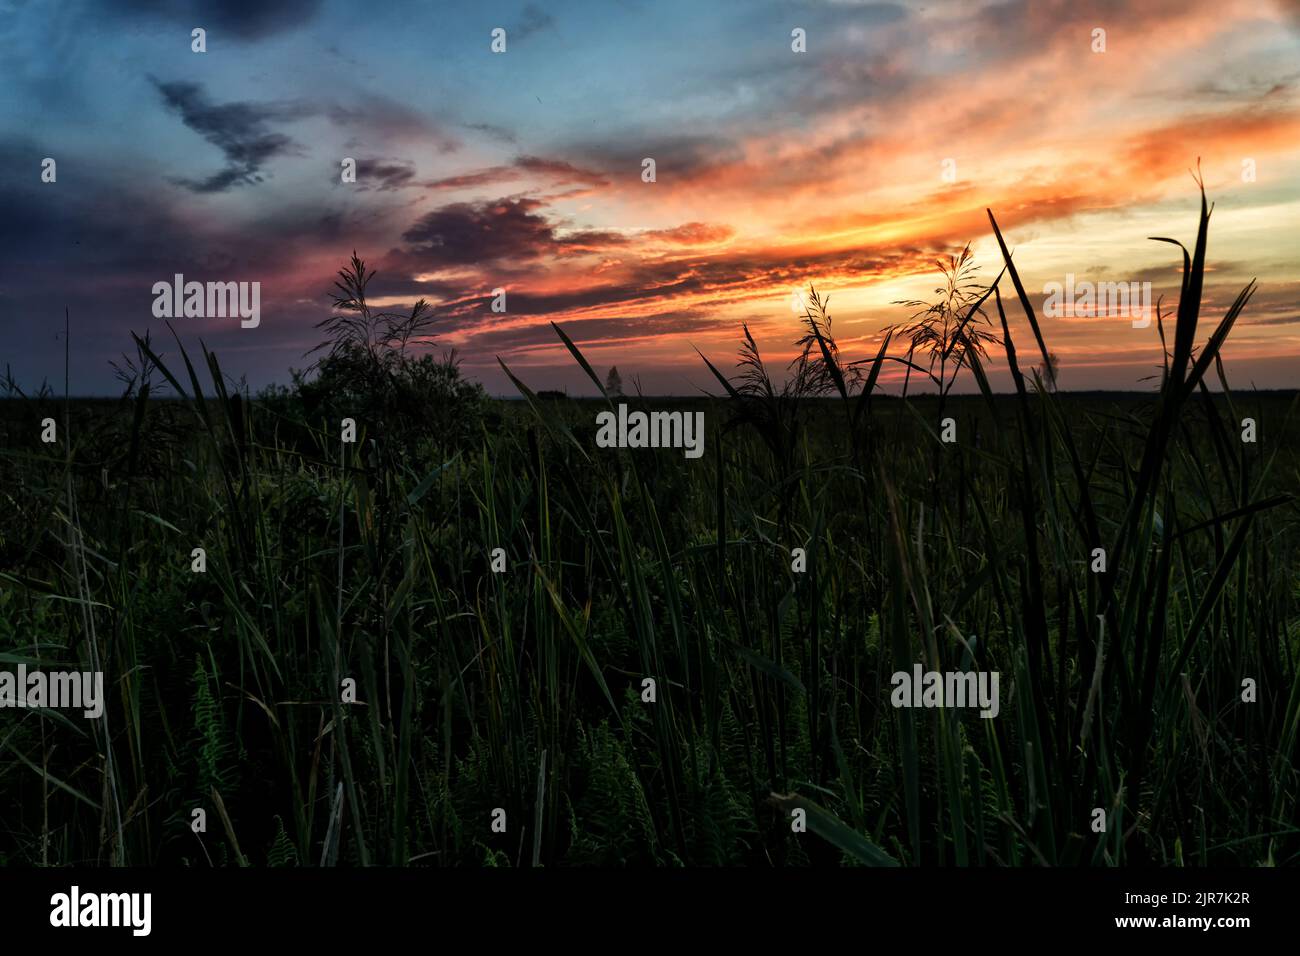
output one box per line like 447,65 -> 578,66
2,194 -> 1298,867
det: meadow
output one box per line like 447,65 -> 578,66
1,198 -> 1297,868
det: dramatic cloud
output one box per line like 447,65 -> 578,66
425,156 -> 609,191
644,222 -> 735,245
346,158 -> 419,191
153,79 -> 463,194
97,0 -> 323,40
152,79 -> 309,192
3,0 -> 1297,395
401,198 -> 556,265
399,198 -> 626,266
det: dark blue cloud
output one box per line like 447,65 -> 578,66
152,79 -> 311,192
97,0 -> 323,41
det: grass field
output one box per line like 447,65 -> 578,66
2,200 -> 1298,868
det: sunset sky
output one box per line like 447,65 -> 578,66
3,0 -> 1298,395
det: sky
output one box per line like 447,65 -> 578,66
2,0 -> 1298,396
